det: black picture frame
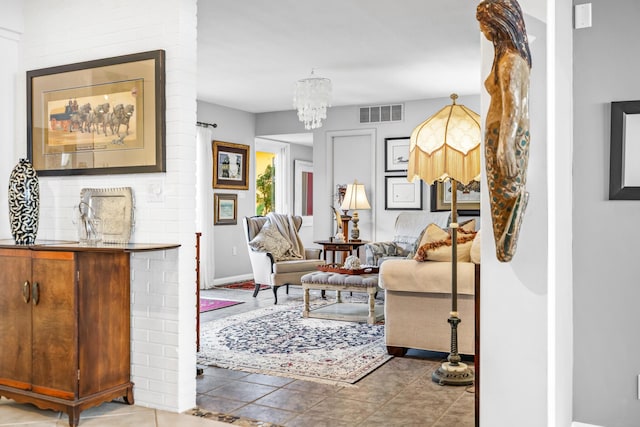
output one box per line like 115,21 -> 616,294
609,100 -> 640,199
27,50 -> 166,176
385,176 -> 422,210
384,136 -> 411,172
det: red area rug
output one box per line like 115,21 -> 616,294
218,280 -> 269,291
200,298 -> 244,313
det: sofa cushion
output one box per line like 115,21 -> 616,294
248,220 -> 292,261
273,258 -> 326,273
413,220 -> 477,262
379,259 -> 476,295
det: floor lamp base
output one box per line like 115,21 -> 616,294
432,361 -> 474,386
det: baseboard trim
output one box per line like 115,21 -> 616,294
572,422 -> 604,427
210,273 -> 253,288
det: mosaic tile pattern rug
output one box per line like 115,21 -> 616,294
197,302 -> 391,386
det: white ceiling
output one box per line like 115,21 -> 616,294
197,0 -> 482,115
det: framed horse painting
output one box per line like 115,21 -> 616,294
27,50 -> 165,176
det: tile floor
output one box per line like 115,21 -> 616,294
197,286 -> 476,426
0,398 -> 231,427
0,285 -> 475,426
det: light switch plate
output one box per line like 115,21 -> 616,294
575,3 -> 592,29
147,181 -> 164,203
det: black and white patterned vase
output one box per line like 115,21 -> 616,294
8,158 -> 40,245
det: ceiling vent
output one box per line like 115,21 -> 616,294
359,104 -> 403,124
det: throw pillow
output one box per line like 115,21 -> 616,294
413,220 -> 477,262
470,229 -> 481,264
414,218 -> 476,249
248,220 -> 292,261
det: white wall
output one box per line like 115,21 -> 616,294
0,0 -> 22,240
15,0 -> 198,412
479,14 -> 549,426
573,0 -> 640,425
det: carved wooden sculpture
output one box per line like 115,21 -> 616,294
477,0 -> 531,262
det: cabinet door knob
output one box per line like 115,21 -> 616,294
22,281 -> 30,304
32,282 -> 39,306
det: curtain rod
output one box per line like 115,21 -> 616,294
196,121 -> 217,128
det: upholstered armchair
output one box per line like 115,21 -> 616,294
243,214 -> 325,304
364,211 -> 451,266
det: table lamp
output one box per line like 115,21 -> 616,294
340,180 -> 371,241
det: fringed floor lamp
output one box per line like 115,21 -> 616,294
407,94 -> 481,386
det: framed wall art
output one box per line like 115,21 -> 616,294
609,100 -> 640,199
27,50 -> 166,176
384,136 -> 411,172
385,176 -> 422,210
294,159 -> 313,219
214,193 -> 238,225
212,140 -> 250,190
431,180 -> 481,216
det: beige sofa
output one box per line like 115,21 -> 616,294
379,253 -> 479,356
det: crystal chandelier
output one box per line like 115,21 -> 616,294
293,69 -> 332,130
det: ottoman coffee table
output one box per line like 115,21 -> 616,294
300,271 -> 383,324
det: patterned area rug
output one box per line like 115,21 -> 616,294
200,298 -> 244,313
197,301 -> 391,385
218,280 -> 269,291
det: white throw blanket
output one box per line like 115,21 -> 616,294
266,212 -> 304,260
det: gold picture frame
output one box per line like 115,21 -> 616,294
431,180 -> 480,216
212,140 -> 250,190
27,50 -> 165,176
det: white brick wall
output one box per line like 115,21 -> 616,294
18,0 -> 198,412
0,13 -> 21,239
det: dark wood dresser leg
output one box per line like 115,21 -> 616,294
67,407 -> 80,427
123,385 -> 135,405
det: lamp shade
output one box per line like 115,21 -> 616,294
340,180 -> 371,211
408,94 -> 481,185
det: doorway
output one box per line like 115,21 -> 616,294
255,138 -> 291,215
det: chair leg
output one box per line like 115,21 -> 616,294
252,282 -> 262,298
273,285 -> 280,304
286,284 -> 289,294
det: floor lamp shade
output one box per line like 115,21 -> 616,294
408,94 -> 481,186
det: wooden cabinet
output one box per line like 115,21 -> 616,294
0,242 -> 178,427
